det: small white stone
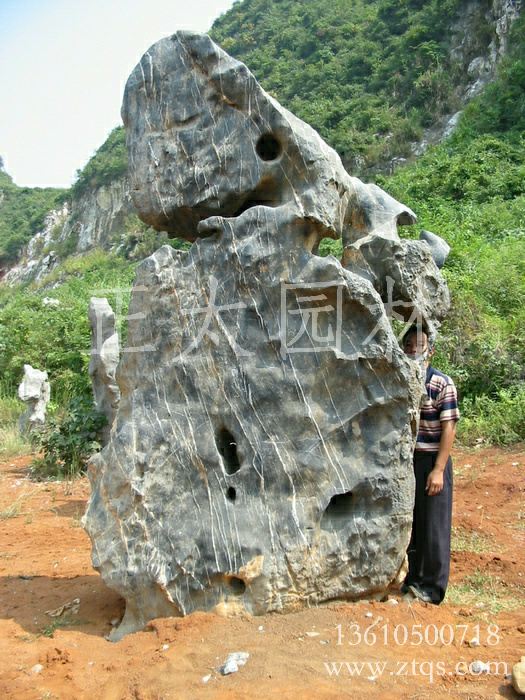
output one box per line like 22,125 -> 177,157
219,652 -> 249,676
365,612 -> 373,618
162,644 -> 169,650
30,664 -> 44,675
202,674 -> 211,683
469,637 -> 481,647
258,625 -> 263,631
470,660 -> 488,674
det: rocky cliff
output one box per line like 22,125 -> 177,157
4,177 -> 134,285
3,0 -> 521,286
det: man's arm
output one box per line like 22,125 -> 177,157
426,420 -> 457,496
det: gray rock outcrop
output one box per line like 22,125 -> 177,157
18,364 -> 50,432
84,32 -> 451,640
419,230 -> 451,269
88,297 -> 120,445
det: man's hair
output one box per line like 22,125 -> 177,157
402,324 -> 432,348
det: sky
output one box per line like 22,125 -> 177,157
0,0 -> 235,189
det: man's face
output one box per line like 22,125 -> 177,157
403,331 -> 429,360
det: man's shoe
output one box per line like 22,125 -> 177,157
408,584 -> 432,603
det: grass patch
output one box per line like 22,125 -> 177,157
0,486 -> 36,521
0,392 -> 24,424
445,568 -> 522,612
0,386 -> 32,460
451,525 -> 499,554
0,423 -> 32,460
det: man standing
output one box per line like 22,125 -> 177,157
402,325 -> 460,604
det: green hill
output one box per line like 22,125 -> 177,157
0,0 -> 524,449
210,0 -> 486,173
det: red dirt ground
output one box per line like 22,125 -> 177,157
0,445 -> 524,699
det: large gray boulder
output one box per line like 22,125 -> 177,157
18,364 -> 50,432
84,32 -> 450,640
88,297 -> 120,445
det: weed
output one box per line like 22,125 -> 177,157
40,614 -> 88,638
0,424 -> 32,459
71,507 -> 83,528
0,486 -> 35,521
453,461 -> 479,483
446,568 -> 522,612
451,525 -> 499,553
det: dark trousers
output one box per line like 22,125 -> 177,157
406,451 -> 453,604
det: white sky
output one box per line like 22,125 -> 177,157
0,0 -> 235,188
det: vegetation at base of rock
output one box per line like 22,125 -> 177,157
0,252 -> 136,407
120,214 -> 192,260
31,394 -> 107,479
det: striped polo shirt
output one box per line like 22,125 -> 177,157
415,365 -> 460,452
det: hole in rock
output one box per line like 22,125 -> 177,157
233,175 -> 281,216
256,133 -> 282,161
229,576 -> 246,595
226,486 -> 237,502
312,236 -> 343,259
217,427 -> 241,475
323,491 -> 354,525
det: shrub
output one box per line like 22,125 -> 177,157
31,395 -> 107,479
456,386 -> 525,446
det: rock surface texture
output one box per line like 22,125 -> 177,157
84,32 -> 451,640
88,298 -> 121,445
18,364 -> 50,432
512,655 -> 525,695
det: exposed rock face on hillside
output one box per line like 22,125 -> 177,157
2,0 -> 520,283
408,0 -> 523,162
84,32 -> 450,640
4,205 -> 69,285
4,178 -> 134,286
453,0 -> 522,98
